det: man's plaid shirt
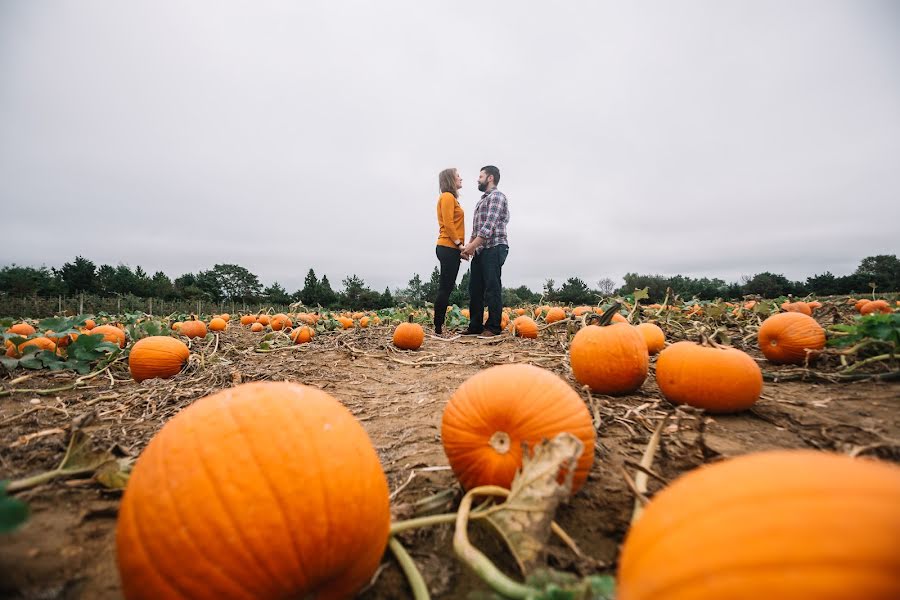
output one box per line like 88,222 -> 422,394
470,188 -> 509,252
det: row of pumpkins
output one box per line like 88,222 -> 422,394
116,365 -> 900,599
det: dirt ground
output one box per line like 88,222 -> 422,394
1,325 -> 898,599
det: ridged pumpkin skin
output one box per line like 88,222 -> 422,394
89,324 -> 127,348
635,323 -> 665,355
570,324 -> 648,394
441,364 -> 595,493
116,382 -> 391,600
393,322 -> 424,350
208,317 -> 227,332
129,336 -> 190,382
618,450 -> 900,600
758,312 -> 825,364
512,316 -> 538,338
656,341 -> 762,412
179,321 -> 208,339
544,307 -> 566,323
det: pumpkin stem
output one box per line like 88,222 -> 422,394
407,314 -> 414,324
489,431 -> 511,455
587,302 -> 622,327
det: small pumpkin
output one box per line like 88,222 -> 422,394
359,316 -> 370,328
617,450 -> 900,600
512,315 -> 538,339
116,381 -> 390,600
89,324 -> 127,348
441,364 -> 595,493
854,298 -> 870,312
758,312 -> 825,364
209,317 -> 227,332
860,300 -> 892,315
544,307 -> 566,323
782,301 -> 812,316
393,320 -> 424,350
290,326 -> 314,344
84,319 -> 96,330
129,336 -> 190,382
570,306 -> 648,395
6,323 -> 36,336
257,314 -> 271,326
514,308 -> 527,316
171,321 -> 182,331
635,323 -> 665,355
239,315 -> 256,326
250,322 -> 264,332
271,313 -> 292,331
219,313 -> 230,322
179,320 -> 208,339
656,340 -> 762,412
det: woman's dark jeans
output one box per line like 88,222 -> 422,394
434,245 -> 462,333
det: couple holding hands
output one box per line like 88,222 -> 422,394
434,165 -> 510,338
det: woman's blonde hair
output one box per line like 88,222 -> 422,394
438,168 -> 459,197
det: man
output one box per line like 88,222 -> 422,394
461,165 -> 509,337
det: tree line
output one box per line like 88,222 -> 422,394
0,255 -> 897,310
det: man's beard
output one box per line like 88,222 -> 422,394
477,181 -> 488,192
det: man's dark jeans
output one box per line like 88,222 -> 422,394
434,245 -> 462,333
468,244 -> 509,334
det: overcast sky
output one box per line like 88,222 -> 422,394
2,1 -> 898,294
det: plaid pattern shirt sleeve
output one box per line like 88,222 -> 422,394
471,189 -> 509,250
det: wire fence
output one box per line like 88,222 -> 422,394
0,294 -> 294,319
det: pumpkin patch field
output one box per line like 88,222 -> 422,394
1,298 -> 898,599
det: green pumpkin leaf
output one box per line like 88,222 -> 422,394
0,357 -> 19,371
0,482 -> 29,534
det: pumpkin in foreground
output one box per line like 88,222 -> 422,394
570,322 -> 648,395
656,340 -> 762,412
128,336 -> 190,382
116,382 -> 391,600
393,321 -> 424,350
441,363 -> 595,493
757,312 -> 825,364
617,450 -> 900,600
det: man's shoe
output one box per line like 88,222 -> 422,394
460,329 -> 482,336
477,331 -> 497,338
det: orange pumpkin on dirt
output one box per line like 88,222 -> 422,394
270,314 -> 292,331
570,311 -> 648,395
656,341 -> 762,412
5,336 -> 57,358
781,301 -> 813,316
758,312 -> 825,364
239,315 -> 256,326
88,324 -> 127,348
544,307 -> 566,323
860,300 -> 892,315
337,316 -> 354,330
359,316 -> 370,328
128,336 -> 190,382
250,322 -> 264,332
179,320 -> 208,339
393,321 -> 424,350
219,313 -> 230,322
441,364 -> 595,493
116,381 -> 390,600
290,326 -> 314,344
512,316 -> 538,339
854,299 -> 870,312
256,314 -> 271,326
617,450 -> 900,600
209,317 -> 227,332
6,323 -> 36,336
514,308 -> 527,316
635,323 -> 666,355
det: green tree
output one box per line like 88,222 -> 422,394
406,274 -> 425,306
264,282 -> 291,304
0,265 -> 61,295
95,265 -> 116,295
449,270 -> 470,307
341,274 -> 368,307
855,255 -> 900,292
318,275 -> 337,307
58,256 -> 97,294
557,277 -> 593,305
422,267 -> 441,304
150,271 -> 175,299
742,272 -> 798,298
379,286 -> 395,308
300,269 -> 319,305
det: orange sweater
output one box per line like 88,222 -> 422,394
436,192 -> 465,249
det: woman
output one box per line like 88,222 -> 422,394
434,168 -> 465,335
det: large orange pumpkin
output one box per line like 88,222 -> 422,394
89,324 -> 127,348
271,313 -> 292,331
6,323 -> 36,336
570,313 -> 648,395
441,364 -> 595,493
5,336 -> 57,358
617,450 -> 900,600
250,322 -> 264,332
116,382 -> 390,600
393,321 -> 424,350
758,312 -> 825,364
129,336 -> 190,382
860,300 -> 892,315
512,315 -> 538,338
656,341 -> 762,412
179,321 -> 208,339
290,326 -> 314,344
544,307 -> 566,323
635,323 -> 665,355
257,314 -> 271,326
239,315 -> 256,326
